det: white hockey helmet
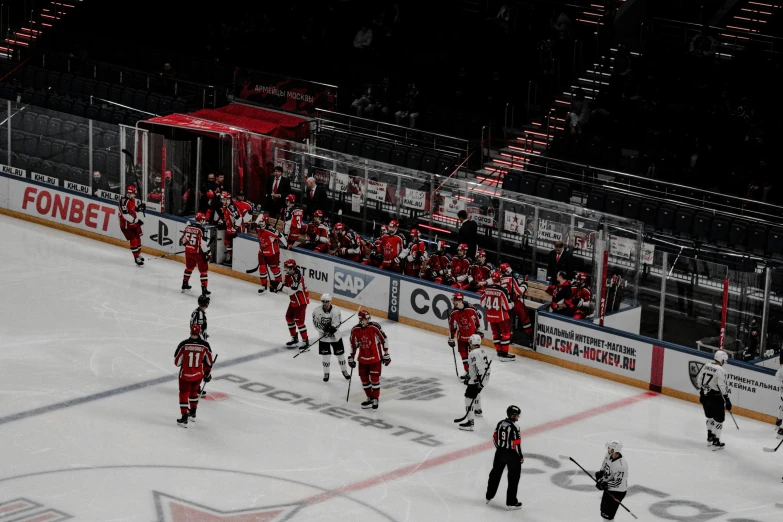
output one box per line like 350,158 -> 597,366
468,334 -> 482,349
606,440 -> 623,453
714,350 -> 729,364
321,293 -> 332,302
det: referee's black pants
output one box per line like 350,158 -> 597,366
486,449 -> 521,505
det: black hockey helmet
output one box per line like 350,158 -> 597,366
507,405 -> 521,418
198,295 -> 210,307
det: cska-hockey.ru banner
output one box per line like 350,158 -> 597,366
535,311 -> 653,386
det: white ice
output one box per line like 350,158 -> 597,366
0,213 -> 782,522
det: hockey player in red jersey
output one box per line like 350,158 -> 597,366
546,271 -> 575,316
233,191 -> 253,233
283,194 -> 305,247
219,192 -> 242,265
174,324 -> 214,428
363,225 -> 387,268
382,219 -> 406,272
255,212 -> 286,294
480,271 -> 516,361
278,259 -> 310,348
303,210 -> 331,253
571,272 -> 592,320
499,262 -> 533,339
420,240 -> 451,284
118,185 -> 145,266
450,244 -> 472,289
179,212 -> 212,297
468,250 -> 493,294
404,228 -> 427,277
448,292 -> 483,381
334,223 -> 364,263
349,310 -> 390,410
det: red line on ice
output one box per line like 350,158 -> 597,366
302,390 -> 657,505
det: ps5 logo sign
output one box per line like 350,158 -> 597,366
150,220 -> 173,246
333,267 -> 374,299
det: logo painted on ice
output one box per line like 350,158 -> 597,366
150,220 -> 173,246
333,267 -> 374,298
688,361 -> 705,390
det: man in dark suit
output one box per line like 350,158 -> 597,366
264,166 -> 291,218
546,241 -> 574,282
303,176 -> 329,221
457,210 -> 478,259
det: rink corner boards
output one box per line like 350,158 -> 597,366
0,171 -> 778,426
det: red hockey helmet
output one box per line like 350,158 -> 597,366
334,223 -> 346,233
195,212 -> 206,223
388,219 -> 399,228
452,292 -> 464,305
574,272 -> 589,286
284,258 -> 297,271
490,270 -> 502,282
457,243 -> 468,253
221,191 -> 231,199
476,250 -> 486,259
286,194 -> 296,204
190,324 -> 201,336
410,228 -> 420,239
358,310 -> 371,324
499,262 -> 512,274
126,185 -> 137,195
313,209 -> 324,221
438,240 -> 448,251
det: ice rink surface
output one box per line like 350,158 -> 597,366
1,212 -> 782,521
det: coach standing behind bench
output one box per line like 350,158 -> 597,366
457,210 -> 478,259
265,166 -> 292,219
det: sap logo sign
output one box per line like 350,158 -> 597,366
333,268 -> 374,298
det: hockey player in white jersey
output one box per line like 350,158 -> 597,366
696,350 -> 732,449
312,294 -> 351,382
595,440 -> 628,520
459,334 -> 491,432
775,355 -> 783,439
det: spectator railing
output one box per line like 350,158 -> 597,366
488,147 -> 783,227
314,109 -> 470,162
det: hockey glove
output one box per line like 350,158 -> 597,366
596,481 -> 608,491
478,331 -> 484,338
382,353 -> 391,366
447,338 -> 456,348
136,219 -> 144,226
326,325 -> 337,335
203,372 -> 212,383
348,355 -> 356,368
594,471 -> 604,481
724,395 -> 732,411
138,202 -> 146,211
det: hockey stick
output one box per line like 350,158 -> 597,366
199,354 -> 219,397
453,360 -> 492,423
562,456 -> 638,519
723,395 -> 740,430
346,365 -> 354,402
293,313 -> 357,358
449,339 -> 461,378
763,438 -> 783,453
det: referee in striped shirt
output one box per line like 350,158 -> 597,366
486,405 -> 523,510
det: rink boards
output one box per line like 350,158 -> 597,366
0,171 -> 779,423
